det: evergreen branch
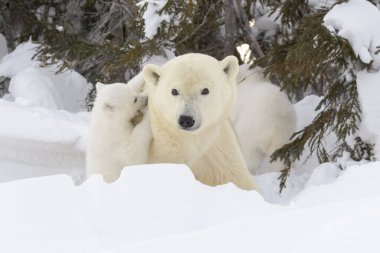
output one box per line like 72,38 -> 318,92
259,8 -> 370,192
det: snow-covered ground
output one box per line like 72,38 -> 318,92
0,163 -> 379,253
1,0 -> 380,250
0,39 -> 89,184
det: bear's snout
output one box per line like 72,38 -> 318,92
178,115 -> 195,129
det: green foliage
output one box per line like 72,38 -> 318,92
31,0 -> 228,107
170,0 -> 225,59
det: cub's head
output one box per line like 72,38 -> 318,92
143,54 -> 239,133
94,82 -> 147,121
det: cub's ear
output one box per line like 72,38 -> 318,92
128,72 -> 145,93
220,56 -> 239,82
96,82 -> 105,92
143,64 -> 161,87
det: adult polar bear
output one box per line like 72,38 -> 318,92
143,53 -> 255,190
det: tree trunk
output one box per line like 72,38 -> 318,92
0,1 -> 15,50
223,0 -> 235,57
235,0 -> 264,59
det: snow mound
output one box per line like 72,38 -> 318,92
0,99 -> 89,145
0,162 -> 379,253
323,0 -> 380,68
0,40 -> 89,112
9,65 -> 89,112
0,99 -> 89,183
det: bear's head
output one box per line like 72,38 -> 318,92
143,53 -> 239,133
95,82 -> 147,122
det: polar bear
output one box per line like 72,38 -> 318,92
231,66 -> 296,174
86,82 -> 152,182
143,53 -> 255,190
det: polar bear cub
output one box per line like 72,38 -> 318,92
86,82 -> 152,182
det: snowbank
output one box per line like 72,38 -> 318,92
323,0 -> 380,68
0,99 -> 89,183
0,162 -> 379,253
0,99 -> 88,146
0,40 -> 89,112
9,65 -> 89,112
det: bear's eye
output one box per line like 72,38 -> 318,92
134,97 -> 137,103
171,89 -> 179,96
201,88 -> 209,95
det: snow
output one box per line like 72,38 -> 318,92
323,0 -> 380,68
252,10 -> 279,40
0,162 -> 379,253
9,65 -> 89,112
36,5 -> 56,24
138,0 -> 170,39
303,162 -> 340,188
0,99 -> 89,183
254,94 -> 333,204
0,41 -> 90,182
0,99 -> 88,144
0,40 -> 89,112
0,39 -> 39,77
56,25 -> 64,32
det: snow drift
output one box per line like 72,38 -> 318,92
0,40 -> 89,112
0,162 -> 379,253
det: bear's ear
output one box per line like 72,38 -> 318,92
220,56 -> 239,82
143,64 -> 161,87
96,82 -> 105,92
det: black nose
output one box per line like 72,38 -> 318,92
178,115 -> 195,128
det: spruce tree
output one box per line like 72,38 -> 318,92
251,0 -> 375,191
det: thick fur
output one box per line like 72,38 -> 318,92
231,68 -> 296,174
86,82 -> 152,182
143,53 -> 255,190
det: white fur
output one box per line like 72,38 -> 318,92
143,53 -> 255,190
86,82 -> 152,182
231,67 -> 296,174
